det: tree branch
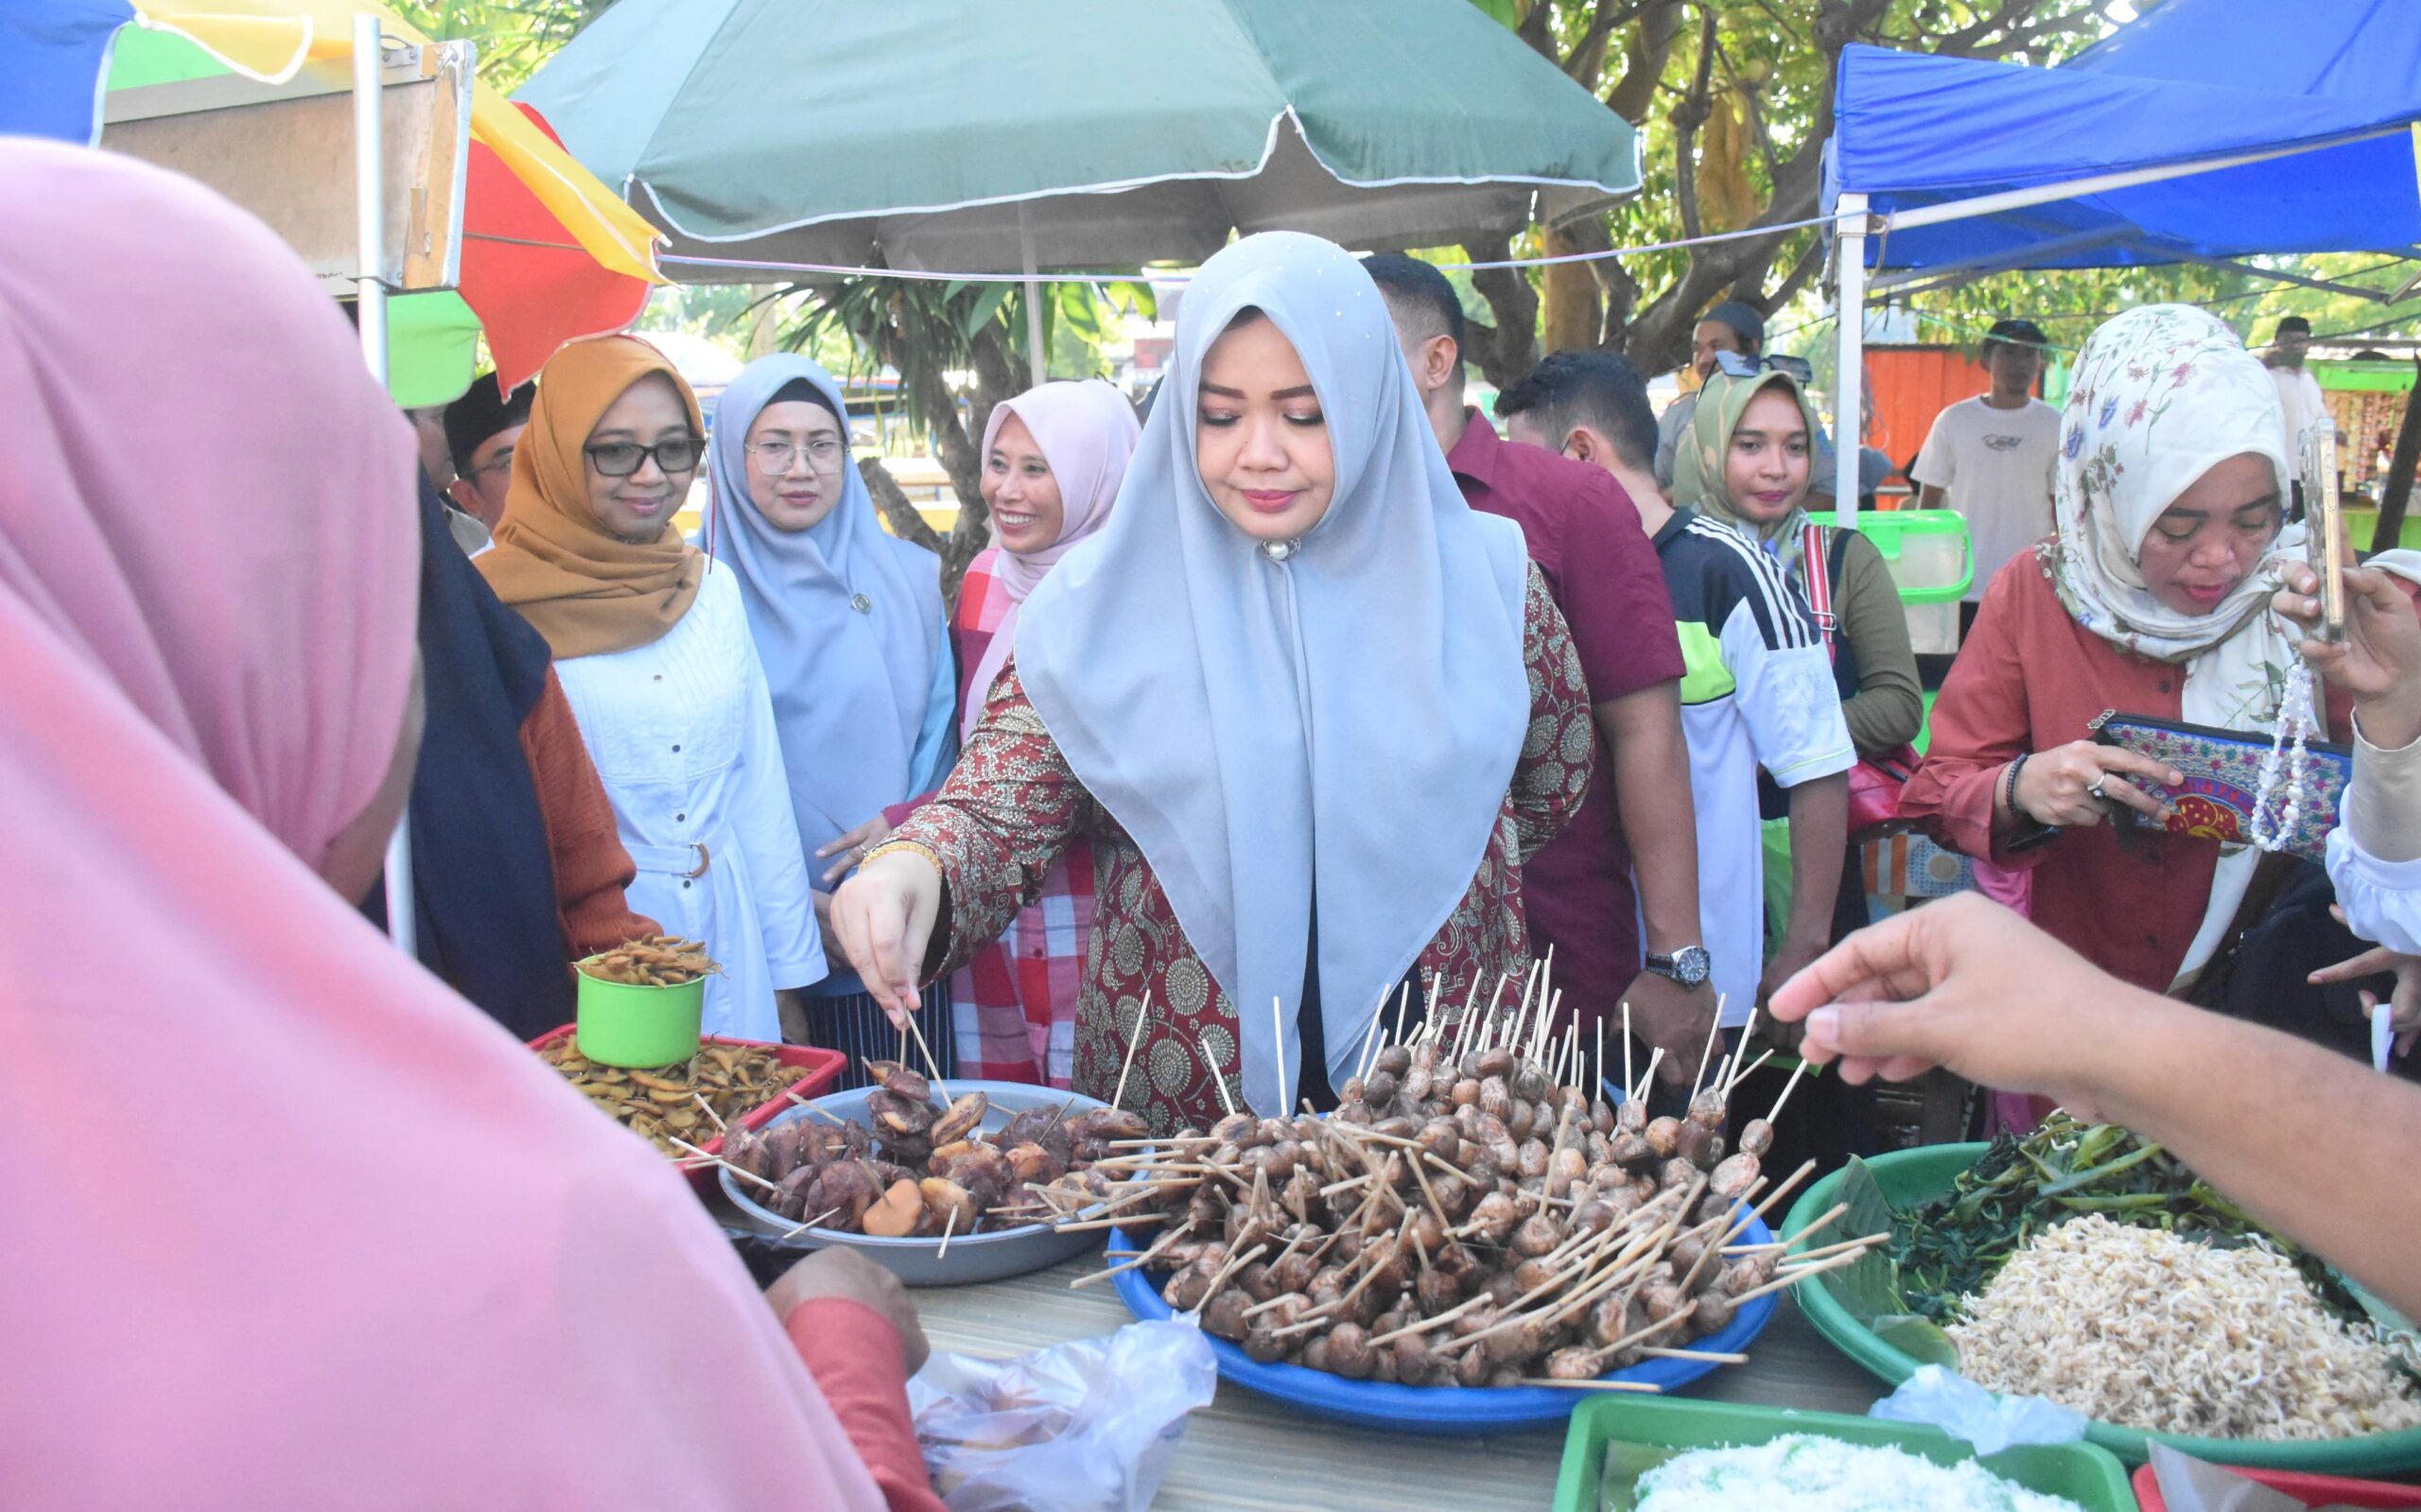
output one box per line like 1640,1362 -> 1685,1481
1670,4 -> 1720,245
1461,232 -> 1543,389
1604,0 -> 1684,124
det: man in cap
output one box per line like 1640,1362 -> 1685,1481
1913,318 -> 2061,640
441,373 -> 533,548
2266,315 -> 2326,461
1653,300 -> 1768,491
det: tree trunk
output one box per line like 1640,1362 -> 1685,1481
861,457 -> 942,553
1540,223 -> 1605,356
1461,234 -> 1542,391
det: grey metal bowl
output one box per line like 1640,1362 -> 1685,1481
720,1079 -> 1140,1286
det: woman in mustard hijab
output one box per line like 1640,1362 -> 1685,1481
479,337 -> 827,1040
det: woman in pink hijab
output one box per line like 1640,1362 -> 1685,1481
877,381 -> 1141,1086
0,140 -> 940,1512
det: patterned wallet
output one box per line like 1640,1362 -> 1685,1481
2086,710 -> 2351,863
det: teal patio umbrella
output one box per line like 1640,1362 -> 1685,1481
521,0 -> 1640,290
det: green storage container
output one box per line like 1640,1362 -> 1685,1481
1786,1145 -> 2421,1475
1554,1394 -> 2136,1511
1810,509 -> 1975,654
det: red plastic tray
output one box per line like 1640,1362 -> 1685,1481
530,1025 -> 845,1190
2133,1462 -> 2421,1509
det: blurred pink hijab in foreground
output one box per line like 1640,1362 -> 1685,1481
0,140 -> 884,1512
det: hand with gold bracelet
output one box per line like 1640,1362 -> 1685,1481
829,840 -> 944,1028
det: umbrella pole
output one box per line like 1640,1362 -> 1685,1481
354,11 -> 416,956
1019,202 -> 1047,388
1833,192 -> 1869,532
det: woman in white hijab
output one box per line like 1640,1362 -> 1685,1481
828,233 -> 1595,1134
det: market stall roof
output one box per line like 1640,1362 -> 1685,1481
1823,0 -> 2421,272
516,0 -> 1642,278
5,0 -> 667,396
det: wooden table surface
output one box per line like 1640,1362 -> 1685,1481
911,1253 -> 1885,1512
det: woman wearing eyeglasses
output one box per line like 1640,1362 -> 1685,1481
480,336 -> 827,1041
709,357 -> 959,1074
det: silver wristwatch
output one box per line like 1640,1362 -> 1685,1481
1644,945 -> 1712,988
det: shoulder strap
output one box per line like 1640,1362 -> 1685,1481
1798,521 -> 1838,656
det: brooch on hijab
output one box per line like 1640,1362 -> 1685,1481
849,592 -> 873,614
1260,538 -> 1299,563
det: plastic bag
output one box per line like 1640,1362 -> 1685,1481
1869,1364 -> 2087,1455
906,1317 -> 1217,1512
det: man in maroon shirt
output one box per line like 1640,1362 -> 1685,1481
1368,255 -> 1714,1088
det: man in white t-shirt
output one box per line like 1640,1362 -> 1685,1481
2267,315 -> 2326,461
1913,318 -> 2061,639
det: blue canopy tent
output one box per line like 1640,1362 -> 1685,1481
1817,0 -> 2421,524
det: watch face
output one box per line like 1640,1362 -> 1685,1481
1652,947 -> 1711,986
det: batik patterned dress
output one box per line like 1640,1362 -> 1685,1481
891,565 -> 1592,1134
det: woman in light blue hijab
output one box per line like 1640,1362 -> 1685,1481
709,356 -> 957,1078
825,234 -> 1597,1133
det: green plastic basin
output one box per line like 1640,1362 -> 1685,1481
572,964 -> 705,1069
1554,1393 -> 2136,1511
1785,1144 -> 2421,1475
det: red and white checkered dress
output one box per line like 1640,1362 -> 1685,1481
888,549 -> 1095,1086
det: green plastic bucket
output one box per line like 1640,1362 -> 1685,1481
1811,509 -> 1974,654
573,964 -> 705,1069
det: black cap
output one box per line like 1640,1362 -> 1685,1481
442,373 -> 534,473
1983,319 -> 2049,351
2276,316 -> 2312,337
1702,300 -> 1766,348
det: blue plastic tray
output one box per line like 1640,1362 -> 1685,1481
1109,1213 -> 1780,1434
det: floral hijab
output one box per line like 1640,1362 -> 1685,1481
2052,304 -> 2307,983
2048,304 -> 2300,733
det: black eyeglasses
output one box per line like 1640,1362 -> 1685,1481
584,435 -> 704,478
1713,350 -> 1814,383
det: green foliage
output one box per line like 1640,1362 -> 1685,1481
391,0 -> 618,94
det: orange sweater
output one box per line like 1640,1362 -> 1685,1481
519,669 -> 655,956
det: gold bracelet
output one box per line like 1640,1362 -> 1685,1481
857,838 -> 944,878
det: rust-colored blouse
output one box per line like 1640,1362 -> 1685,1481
1903,552 -> 2221,991
518,669 -> 655,958
892,565 -> 1594,1134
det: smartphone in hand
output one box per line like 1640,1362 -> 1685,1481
2307,419 -> 2347,642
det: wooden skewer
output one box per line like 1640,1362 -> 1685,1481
1735,1001 -> 1762,1070
1111,990 -> 1151,1111
1622,1001 -> 1634,1104
1394,979 -> 1414,1051
1594,1016 -> 1606,1102
1726,1048 -> 1775,1098
1727,1247 -> 1871,1306
1516,1378 -> 1663,1393
1353,988 -> 1388,1082
1196,1034 -> 1237,1118
1632,1046 -> 1665,1103
936,1206 -> 960,1260
1638,1346 -> 1750,1364
1766,1056 -> 1813,1125
1778,1233 -> 1884,1266
692,1094 -> 727,1133
1052,1212 -> 1170,1234
666,1137 -> 784,1195
1272,996 -> 1290,1118
778,1205 -> 843,1242
1779,1202 -> 1851,1251
900,1007 -> 951,1106
1690,1005 -> 1725,1101
1717,1159 -> 1820,1250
